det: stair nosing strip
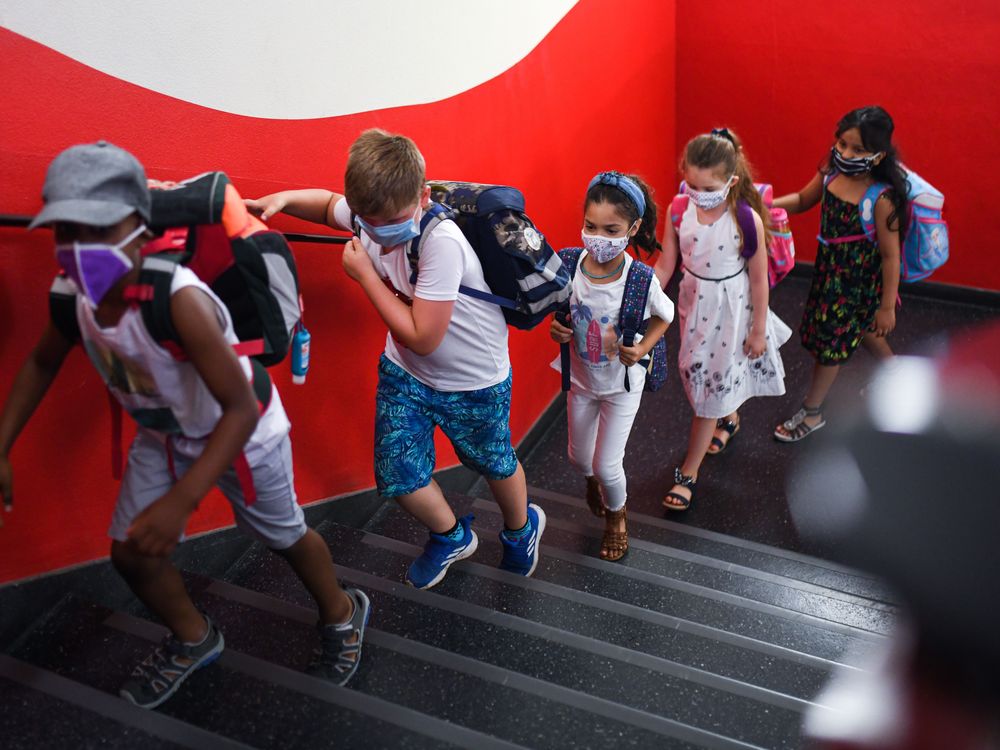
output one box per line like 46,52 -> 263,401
0,653 -> 252,750
204,575 -> 825,712
525,485 -> 893,588
472,499 -> 897,622
104,611 -> 527,750
359,527 -> 883,646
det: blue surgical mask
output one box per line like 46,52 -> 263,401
54,223 -> 145,308
356,205 -> 421,248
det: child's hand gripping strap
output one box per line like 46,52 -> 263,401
556,248 -> 583,393
619,260 -> 655,393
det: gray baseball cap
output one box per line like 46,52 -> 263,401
29,141 -> 151,229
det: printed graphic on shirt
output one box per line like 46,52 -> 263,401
571,301 -> 620,367
83,337 -> 159,397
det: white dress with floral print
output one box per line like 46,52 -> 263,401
676,201 -> 791,418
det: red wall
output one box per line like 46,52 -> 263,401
0,0 -> 677,583
676,0 -> 1000,289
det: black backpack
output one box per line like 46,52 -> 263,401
405,181 -> 571,330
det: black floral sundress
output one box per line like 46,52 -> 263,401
800,186 -> 884,364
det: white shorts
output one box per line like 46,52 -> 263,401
108,429 -> 307,550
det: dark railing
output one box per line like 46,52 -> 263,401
0,214 -> 350,245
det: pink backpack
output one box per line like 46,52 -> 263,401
669,182 -> 795,288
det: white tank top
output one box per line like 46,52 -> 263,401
75,267 -> 290,462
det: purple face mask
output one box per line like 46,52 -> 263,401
54,224 -> 146,308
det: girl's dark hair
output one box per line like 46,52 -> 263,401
681,128 -> 771,249
825,105 -> 910,239
584,174 -> 660,256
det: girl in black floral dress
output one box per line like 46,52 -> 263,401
773,106 -> 910,441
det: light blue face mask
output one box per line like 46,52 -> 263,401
356,205 -> 421,248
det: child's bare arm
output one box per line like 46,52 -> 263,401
341,236 -> 454,355
125,287 -> 259,556
774,172 -> 824,214
654,219 -> 680,288
0,324 -> 75,513
245,189 -> 347,229
872,195 -> 901,337
745,212 -> 770,358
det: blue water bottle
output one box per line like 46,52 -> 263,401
291,322 -> 311,385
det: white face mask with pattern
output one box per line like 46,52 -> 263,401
580,221 -> 637,263
688,175 -> 736,210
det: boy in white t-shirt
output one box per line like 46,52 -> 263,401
0,142 -> 369,710
248,129 -> 544,589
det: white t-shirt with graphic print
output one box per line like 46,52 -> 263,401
334,197 -> 509,392
550,251 -> 675,397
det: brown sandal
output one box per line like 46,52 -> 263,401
585,476 -> 605,517
599,507 -> 628,561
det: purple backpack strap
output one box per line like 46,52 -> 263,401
735,199 -> 758,259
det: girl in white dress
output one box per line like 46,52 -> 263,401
655,129 -> 791,510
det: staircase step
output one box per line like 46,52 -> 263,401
224,529 -> 833,750
183,574 -> 742,750
523,486 -> 898,606
9,596 -> 480,750
0,654 -> 242,749
466,497 -> 894,633
361,503 -> 882,664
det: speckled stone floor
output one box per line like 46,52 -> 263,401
518,272 -> 1000,556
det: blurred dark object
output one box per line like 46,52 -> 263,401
790,321 -> 1000,750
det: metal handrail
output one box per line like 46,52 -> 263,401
0,214 -> 350,245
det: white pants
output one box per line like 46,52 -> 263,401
567,388 -> 643,511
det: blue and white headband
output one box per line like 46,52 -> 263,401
588,171 -> 646,217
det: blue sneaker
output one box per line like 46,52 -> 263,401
499,503 -> 546,576
406,514 -> 479,590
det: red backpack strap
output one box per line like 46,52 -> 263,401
108,390 -> 123,481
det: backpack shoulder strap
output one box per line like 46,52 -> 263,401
407,202 -> 454,284
669,194 -> 689,235
859,182 -> 891,242
48,274 -> 82,343
556,247 -> 585,393
124,253 -> 186,353
735,199 -> 758,259
557,247 -> 584,279
619,259 -> 655,345
619,259 -> 656,393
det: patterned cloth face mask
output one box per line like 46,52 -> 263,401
688,175 -> 736,210
356,204 -> 421,248
581,221 -> 637,263
831,146 -> 883,176
54,223 -> 146,308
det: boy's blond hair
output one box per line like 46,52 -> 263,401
345,129 -> 426,218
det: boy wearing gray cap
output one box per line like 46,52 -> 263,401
0,141 -> 369,708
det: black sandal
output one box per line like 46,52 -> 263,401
706,416 -> 740,455
663,467 -> 696,512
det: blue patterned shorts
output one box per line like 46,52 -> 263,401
374,355 -> 518,497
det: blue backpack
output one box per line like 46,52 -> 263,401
556,247 -> 668,393
406,181 -> 571,329
825,169 -> 948,282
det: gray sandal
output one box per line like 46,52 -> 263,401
774,405 -> 826,442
